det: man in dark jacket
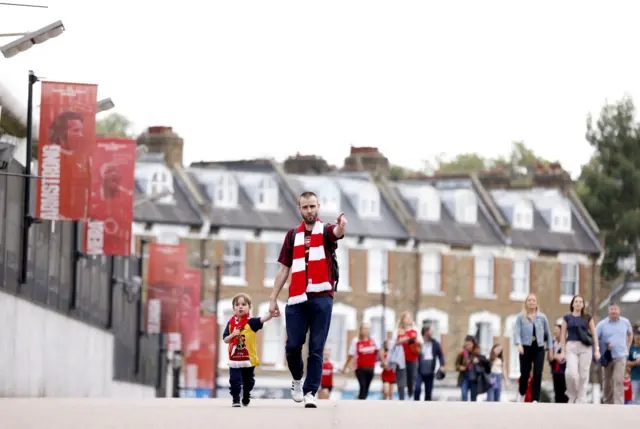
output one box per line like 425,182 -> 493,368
414,325 -> 445,401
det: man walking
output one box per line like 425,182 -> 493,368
596,303 -> 633,404
269,191 -> 346,408
414,325 -> 445,401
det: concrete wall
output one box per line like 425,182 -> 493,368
0,290 -> 155,398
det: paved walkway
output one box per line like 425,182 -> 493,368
1,398 -> 635,429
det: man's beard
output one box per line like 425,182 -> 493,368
302,214 -> 317,225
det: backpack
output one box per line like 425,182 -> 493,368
288,226 -> 340,291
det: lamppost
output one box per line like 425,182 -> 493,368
381,280 -> 391,344
170,349 -> 183,398
0,20 -> 65,58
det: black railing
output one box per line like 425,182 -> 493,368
0,159 -> 162,391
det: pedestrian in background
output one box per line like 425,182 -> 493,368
486,344 -> 510,402
414,325 -> 445,401
550,323 -> 568,403
557,295 -> 601,404
596,302 -> 633,404
627,330 -> 640,404
513,294 -> 552,403
393,312 -> 422,400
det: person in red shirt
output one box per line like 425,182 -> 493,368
319,349 -> 334,400
394,311 -> 423,400
343,323 -> 385,400
382,339 -> 397,400
624,369 -> 633,405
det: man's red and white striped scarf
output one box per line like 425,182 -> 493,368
288,219 -> 332,305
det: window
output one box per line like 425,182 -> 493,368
422,318 -> 441,342
475,322 -> 492,356
256,177 -> 278,210
370,316 -> 385,344
551,204 -> 571,233
263,243 -> 280,286
358,189 -> 380,218
218,308 -> 234,368
561,263 -> 579,297
474,256 -> 494,296
509,334 -> 520,379
223,240 -> 246,284
417,186 -> 441,221
214,174 -> 237,208
454,189 -> 477,224
511,259 -> 530,298
325,314 -> 347,364
367,249 -> 388,293
148,169 -> 174,204
318,184 -> 340,213
336,245 -> 350,289
262,314 -> 284,366
513,201 -> 533,230
421,253 -> 441,294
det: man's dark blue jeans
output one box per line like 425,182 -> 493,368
285,295 -> 333,395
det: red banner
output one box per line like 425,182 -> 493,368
181,269 -> 202,352
36,81 -> 98,220
84,138 -> 136,256
145,243 -> 186,333
185,316 -> 216,390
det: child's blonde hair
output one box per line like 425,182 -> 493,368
231,292 -> 252,308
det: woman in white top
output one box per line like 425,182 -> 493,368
486,344 -> 510,402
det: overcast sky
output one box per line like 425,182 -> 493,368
1,0 -> 639,178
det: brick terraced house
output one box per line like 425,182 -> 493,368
132,129 -> 603,400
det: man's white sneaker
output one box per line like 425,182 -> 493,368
291,380 -> 303,403
516,394 -> 525,403
304,392 -> 317,408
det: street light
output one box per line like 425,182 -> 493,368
96,97 -> 115,114
0,20 -> 65,59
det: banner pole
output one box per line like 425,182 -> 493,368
19,70 -> 38,286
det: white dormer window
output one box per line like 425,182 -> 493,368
148,169 -> 174,204
454,189 -> 477,224
359,194 -> 379,218
256,177 -> 278,211
550,203 -> 571,233
215,173 -> 238,208
513,200 -> 533,230
417,186 -> 441,221
320,187 -> 340,213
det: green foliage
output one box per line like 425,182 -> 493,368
578,96 -> 640,279
96,112 -> 134,138
429,141 -> 553,176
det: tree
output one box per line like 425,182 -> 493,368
96,112 -> 134,138
578,96 -> 640,280
428,141 -> 553,176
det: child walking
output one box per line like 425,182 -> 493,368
222,292 -> 275,407
624,369 -> 632,405
319,349 -> 334,400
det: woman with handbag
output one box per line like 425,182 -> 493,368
393,312 -> 422,400
513,294 -> 553,403
557,295 -> 601,403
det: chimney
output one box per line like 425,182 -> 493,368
532,162 -> 572,189
478,168 -> 511,189
136,126 -> 184,168
343,146 -> 390,175
283,153 -> 332,174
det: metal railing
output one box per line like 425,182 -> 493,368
0,159 -> 163,390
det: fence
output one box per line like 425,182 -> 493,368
0,160 -> 165,392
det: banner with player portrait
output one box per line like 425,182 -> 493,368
84,138 -> 136,256
180,269 -> 202,352
36,81 -> 98,220
145,243 -> 187,333
184,315 -> 217,391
